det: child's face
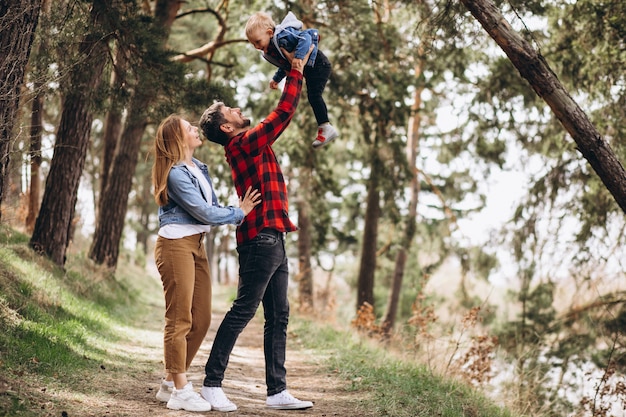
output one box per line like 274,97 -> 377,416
248,27 -> 272,53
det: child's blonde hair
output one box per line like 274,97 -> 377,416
245,12 -> 275,38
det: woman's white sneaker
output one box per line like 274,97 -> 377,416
155,379 -> 173,402
266,390 -> 313,410
166,383 -> 211,412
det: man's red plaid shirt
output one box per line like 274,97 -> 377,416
224,69 -> 303,244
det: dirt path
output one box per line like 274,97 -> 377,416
98,286 -> 371,417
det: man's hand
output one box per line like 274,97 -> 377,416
280,44 -> 314,74
290,58 -> 303,70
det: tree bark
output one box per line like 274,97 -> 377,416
381,60 -> 424,336
29,0 -> 111,265
296,162 -> 314,313
135,166 -> 155,256
0,0 -> 42,219
218,233 -> 231,285
460,0 -> 626,214
25,0 -> 51,232
25,82 -> 43,232
89,117 -> 144,267
88,0 -> 181,268
97,45 -> 128,219
356,145 -> 381,311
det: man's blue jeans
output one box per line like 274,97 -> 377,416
203,228 -> 289,396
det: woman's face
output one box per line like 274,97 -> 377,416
180,119 -> 201,150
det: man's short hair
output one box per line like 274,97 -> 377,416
199,102 -> 229,146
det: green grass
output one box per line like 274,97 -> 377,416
0,224 -> 520,417
0,225 -> 160,416
291,318 -> 519,417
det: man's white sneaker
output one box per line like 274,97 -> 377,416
201,386 -> 237,412
266,390 -> 313,410
155,379 -> 173,402
166,383 -> 211,412
312,123 -> 339,148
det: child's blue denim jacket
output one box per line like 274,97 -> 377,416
262,11 -> 320,83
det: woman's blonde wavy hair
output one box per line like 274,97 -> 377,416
152,114 -> 186,207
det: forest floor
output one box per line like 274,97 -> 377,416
55,284 -> 376,417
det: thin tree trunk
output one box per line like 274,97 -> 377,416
356,145 -> 382,311
135,168 -> 154,256
296,162 -> 314,313
0,0 -> 42,218
204,230 -> 216,278
30,0 -> 111,265
25,83 -> 43,232
25,0 -> 50,232
461,0 -> 626,214
97,46 -> 128,219
381,60 -> 424,336
218,233 -> 231,285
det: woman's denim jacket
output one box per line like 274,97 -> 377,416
158,158 -> 243,228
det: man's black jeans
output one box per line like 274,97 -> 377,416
203,228 -> 290,396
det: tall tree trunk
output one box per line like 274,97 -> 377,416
89,118 -> 144,267
461,0 -> 626,214
29,0 -> 111,265
25,0 -> 50,233
203,229 -> 217,278
0,0 -> 42,219
89,0 -> 180,268
96,45 -> 128,219
381,61 -> 424,336
135,168 -> 154,256
218,233 -> 231,285
296,161 -> 314,313
25,82 -> 43,232
356,145 -> 382,311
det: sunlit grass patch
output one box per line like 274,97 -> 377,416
291,317 -> 518,417
0,229 -> 161,416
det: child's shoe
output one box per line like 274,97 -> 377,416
312,123 -> 338,148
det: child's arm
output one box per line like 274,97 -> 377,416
278,27 -> 313,68
291,28 -> 313,61
272,68 -> 287,85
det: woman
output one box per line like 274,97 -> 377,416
151,114 -> 260,412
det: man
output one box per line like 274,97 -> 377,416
198,47 -> 314,412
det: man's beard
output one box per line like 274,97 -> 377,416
239,117 -> 251,128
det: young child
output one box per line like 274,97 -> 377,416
245,11 -> 338,148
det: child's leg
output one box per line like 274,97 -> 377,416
304,51 -> 332,126
305,51 -> 338,148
